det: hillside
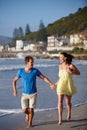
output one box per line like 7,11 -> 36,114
12,6 -> 87,42
46,6 -> 87,36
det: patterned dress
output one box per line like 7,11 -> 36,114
57,69 -> 77,96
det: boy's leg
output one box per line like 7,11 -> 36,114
27,94 -> 37,128
27,108 -> 34,127
21,94 -> 29,122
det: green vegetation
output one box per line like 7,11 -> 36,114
46,6 -> 87,36
12,6 -> 87,43
71,47 -> 87,54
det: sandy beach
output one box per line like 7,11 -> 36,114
0,104 -> 87,130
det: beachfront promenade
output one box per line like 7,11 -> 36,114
0,51 -> 87,60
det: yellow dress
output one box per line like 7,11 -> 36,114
57,69 -> 77,96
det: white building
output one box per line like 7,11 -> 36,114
47,35 -> 70,51
70,34 -> 82,44
47,35 -> 55,47
0,45 -> 4,51
47,46 -> 74,51
47,35 -> 62,47
16,40 -> 24,51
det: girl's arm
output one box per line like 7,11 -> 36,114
69,64 -> 80,75
55,80 -> 58,86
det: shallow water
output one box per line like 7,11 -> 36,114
0,58 -> 87,117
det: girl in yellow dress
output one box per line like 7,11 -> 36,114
55,52 -> 80,125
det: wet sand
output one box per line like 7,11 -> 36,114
0,104 -> 87,130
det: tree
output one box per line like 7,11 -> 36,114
36,20 -> 47,42
25,24 -> 31,35
13,28 -> 18,40
39,20 -> 45,30
13,27 -> 24,40
18,27 -> 24,37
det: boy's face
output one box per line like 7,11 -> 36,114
27,59 -> 34,69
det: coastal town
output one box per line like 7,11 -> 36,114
0,31 -> 87,59
0,6 -> 87,59
0,2 -> 87,130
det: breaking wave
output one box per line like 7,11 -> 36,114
0,102 -> 87,117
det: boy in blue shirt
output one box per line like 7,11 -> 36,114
12,56 -> 55,128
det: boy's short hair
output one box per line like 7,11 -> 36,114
25,56 -> 33,64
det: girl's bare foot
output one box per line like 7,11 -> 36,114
67,115 -> 71,120
58,121 -> 62,125
27,122 -> 32,128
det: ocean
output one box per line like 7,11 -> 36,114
0,57 -> 87,117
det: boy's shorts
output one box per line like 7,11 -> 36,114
21,93 -> 37,109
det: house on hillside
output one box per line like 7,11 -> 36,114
47,35 -> 70,51
70,33 -> 87,46
70,34 -> 83,44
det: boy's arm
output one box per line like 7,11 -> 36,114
12,77 -> 19,96
39,74 -> 56,89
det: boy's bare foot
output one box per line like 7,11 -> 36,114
25,115 -> 29,123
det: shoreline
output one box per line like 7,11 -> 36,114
0,104 -> 87,130
0,102 -> 87,116
0,51 -> 87,60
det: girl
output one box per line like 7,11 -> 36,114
56,52 -> 80,125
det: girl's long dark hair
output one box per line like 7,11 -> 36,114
60,52 -> 74,64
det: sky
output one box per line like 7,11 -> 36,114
0,0 -> 87,37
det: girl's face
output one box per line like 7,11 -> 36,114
59,54 -> 66,63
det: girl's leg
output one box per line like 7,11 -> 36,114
65,95 -> 72,120
58,94 -> 64,125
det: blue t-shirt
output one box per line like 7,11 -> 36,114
16,68 -> 42,94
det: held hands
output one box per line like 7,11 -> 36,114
50,83 -> 56,89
